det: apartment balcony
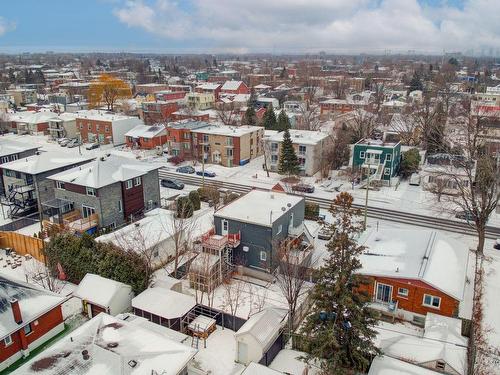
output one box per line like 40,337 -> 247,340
224,143 -> 234,148
200,228 -> 241,251
368,299 -> 399,323
41,199 -> 99,236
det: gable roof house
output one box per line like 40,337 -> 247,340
0,139 -> 40,196
1,152 -> 95,219
0,275 -> 66,371
221,80 -> 250,95
42,154 -> 161,232
74,274 -> 134,319
125,124 -> 168,150
357,229 -> 470,324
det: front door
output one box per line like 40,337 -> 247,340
375,283 -> 392,303
237,341 -> 248,364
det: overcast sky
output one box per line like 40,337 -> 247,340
0,0 -> 498,55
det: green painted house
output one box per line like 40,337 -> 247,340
351,139 -> 401,184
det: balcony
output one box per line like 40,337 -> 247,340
200,228 -> 241,251
368,299 -> 399,323
41,199 -> 99,236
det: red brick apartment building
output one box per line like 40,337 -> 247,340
357,229 -> 469,323
221,80 -> 250,95
140,101 -> 178,125
76,110 -> 142,145
0,275 -> 66,371
125,124 -> 168,150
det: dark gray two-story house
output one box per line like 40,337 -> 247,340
42,154 -> 161,233
0,151 -> 94,219
213,189 -> 308,272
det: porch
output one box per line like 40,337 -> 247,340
41,198 -> 99,236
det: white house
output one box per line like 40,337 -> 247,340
74,273 -> 134,318
234,307 -> 287,366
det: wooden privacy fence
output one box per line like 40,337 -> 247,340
0,231 -> 45,262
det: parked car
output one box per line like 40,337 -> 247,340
57,138 -> 69,145
292,183 -> 315,193
317,225 -> 333,240
59,138 -> 71,147
176,166 -> 195,174
85,142 -> 100,150
67,139 -> 80,148
455,210 -> 474,221
161,178 -> 185,190
196,170 -> 216,178
409,173 -> 421,186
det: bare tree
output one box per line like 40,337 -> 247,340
348,109 -> 376,142
247,283 -> 268,317
216,102 -> 239,126
389,113 -> 421,146
0,111 -> 10,133
24,260 -> 66,293
260,138 -> 271,177
221,279 -> 246,328
274,240 -> 312,337
299,102 -> 321,131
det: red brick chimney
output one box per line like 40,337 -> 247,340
10,298 -> 23,324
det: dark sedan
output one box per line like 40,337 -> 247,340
161,178 -> 185,190
292,183 -> 315,193
196,170 -> 216,178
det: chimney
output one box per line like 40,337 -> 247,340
10,299 -> 22,324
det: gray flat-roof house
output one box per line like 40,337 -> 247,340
0,152 -> 94,219
212,190 -> 312,272
42,154 -> 161,233
0,139 -> 40,196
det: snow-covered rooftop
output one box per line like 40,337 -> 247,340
0,274 -> 66,340
266,129 -> 329,146
0,138 -> 39,158
18,313 -> 196,375
75,109 -> 138,122
74,274 -> 132,309
235,307 -> 287,351
215,190 -> 304,227
241,362 -> 282,374
196,83 -> 221,91
191,124 -> 262,137
368,355 -> 441,375
47,154 -> 159,189
132,286 -> 196,320
1,151 -> 94,175
125,124 -> 166,138
221,80 -> 245,91
358,229 -> 469,300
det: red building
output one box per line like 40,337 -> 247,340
221,80 -> 249,95
0,275 -> 66,371
357,229 -> 468,322
155,90 -> 187,101
141,101 -> 178,125
165,121 -> 209,159
171,110 -> 210,123
125,124 -> 168,150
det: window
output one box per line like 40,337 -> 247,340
298,145 -> 306,155
423,294 -> 441,309
271,154 -> 278,164
105,126 -> 110,132
386,154 -> 392,161
56,181 -> 65,190
183,133 -> 190,140
271,143 -> 278,152
384,168 -> 391,175
11,154 -> 18,161
118,200 -> 122,212
277,224 -> 282,234
4,335 -> 12,346
88,124 -> 92,131
1,156 -> 8,163
5,170 -> 14,177
86,187 -> 96,196
126,180 -> 133,189
82,205 -> 96,219
360,151 -> 366,159
227,149 -> 233,157
260,251 -> 267,261
398,288 -> 409,297
436,360 -> 446,371
79,124 -> 83,130
147,200 -> 153,210
183,142 -> 190,149
96,125 -> 100,131
226,137 -> 233,146
23,323 -> 32,336
203,134 -> 209,143
134,177 -> 141,186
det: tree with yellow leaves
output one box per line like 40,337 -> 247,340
88,74 -> 131,111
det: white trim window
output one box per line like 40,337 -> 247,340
134,177 -> 141,186
423,294 -> 441,309
397,287 -> 409,297
260,251 -> 267,262
126,180 -> 133,189
375,282 -> 392,303
384,168 -> 391,175
386,154 -> 392,161
118,200 -> 122,212
276,224 -> 283,234
56,181 -> 65,190
86,187 -> 96,196
360,151 -> 366,159
4,334 -> 12,346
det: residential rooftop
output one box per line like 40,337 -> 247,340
266,129 -> 329,145
75,109 -> 138,122
1,151 -> 94,175
0,138 -> 39,158
191,124 -> 262,137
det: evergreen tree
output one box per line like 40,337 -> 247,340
277,109 -> 290,132
408,71 -> 423,93
301,193 -> 380,374
263,104 -> 277,130
278,126 -> 300,175
244,106 -> 257,125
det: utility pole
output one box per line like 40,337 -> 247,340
201,145 -> 205,188
364,163 -> 370,230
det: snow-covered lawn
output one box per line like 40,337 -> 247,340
190,325 -> 244,375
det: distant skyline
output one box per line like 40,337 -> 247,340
0,0 -> 499,56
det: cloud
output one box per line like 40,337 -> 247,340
114,0 -> 500,54
0,17 -> 15,36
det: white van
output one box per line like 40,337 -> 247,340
409,173 -> 421,186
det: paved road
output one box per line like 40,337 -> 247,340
159,168 -> 500,240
